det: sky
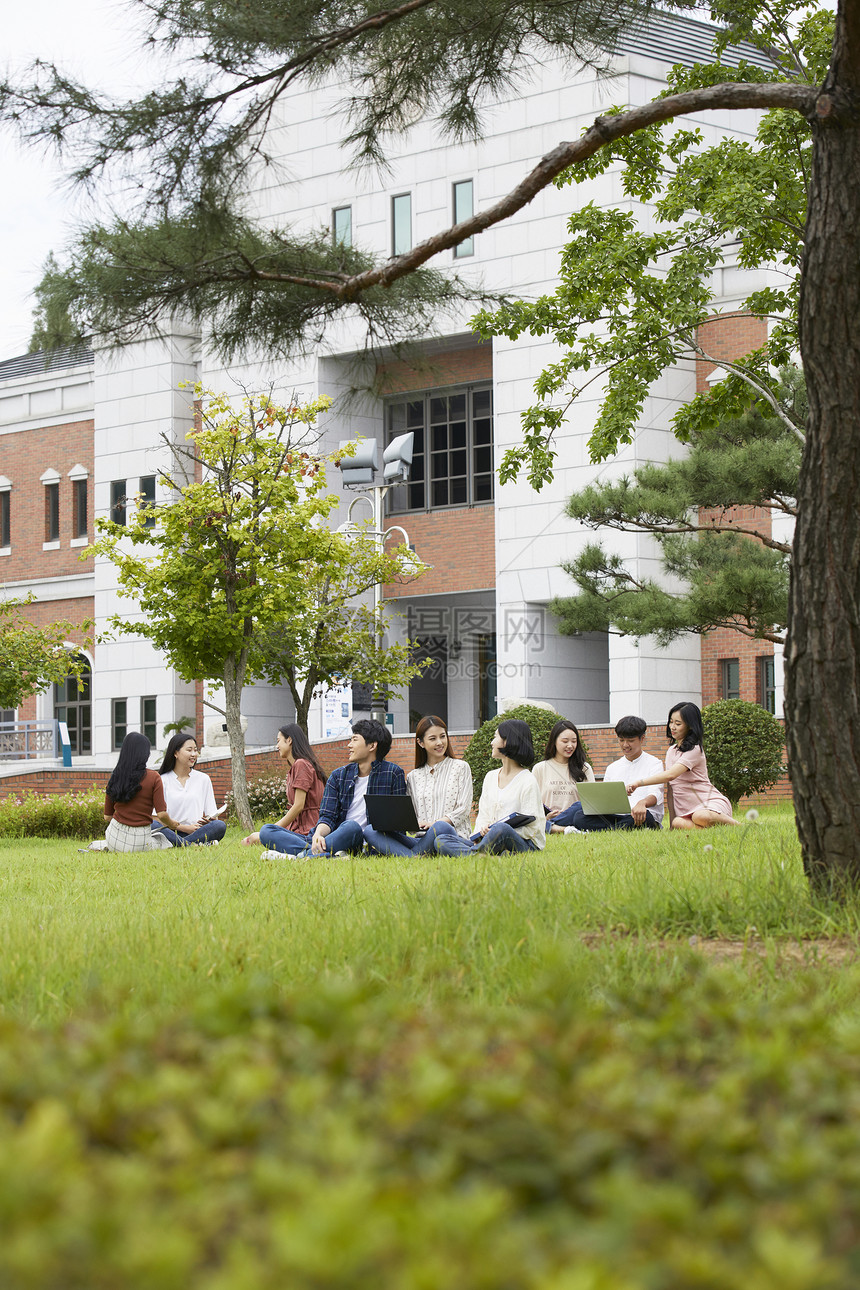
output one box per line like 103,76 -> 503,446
0,0 -> 166,358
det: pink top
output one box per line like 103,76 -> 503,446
665,743 -> 732,819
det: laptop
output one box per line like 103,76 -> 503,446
577,780 -> 633,816
365,794 -> 423,834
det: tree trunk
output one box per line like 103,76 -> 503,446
223,653 -> 253,830
786,0 -> 860,888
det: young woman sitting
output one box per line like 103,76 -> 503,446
104,732 -> 182,852
435,718 -> 546,855
243,723 -> 327,855
363,713 -> 473,856
532,718 -> 595,833
626,701 -> 740,830
152,733 -> 226,846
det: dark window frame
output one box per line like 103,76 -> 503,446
45,482 -> 60,543
139,475 -> 156,528
111,479 -> 127,526
332,205 -> 352,247
112,698 -> 128,750
385,383 -> 494,514
0,490 -> 9,548
758,655 -> 776,713
53,654 -> 92,756
141,695 -> 157,746
720,657 -> 741,701
452,179 -> 474,258
391,192 -> 412,256
72,477 -> 88,539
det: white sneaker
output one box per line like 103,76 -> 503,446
333,850 -> 350,857
563,826 -> 582,835
260,849 -> 283,859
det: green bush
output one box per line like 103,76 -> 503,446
0,787 -> 105,838
225,770 -> 287,821
702,698 -> 785,804
463,703 -> 589,793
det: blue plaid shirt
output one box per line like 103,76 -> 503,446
318,758 -> 406,831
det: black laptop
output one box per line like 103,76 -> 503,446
365,794 -> 423,834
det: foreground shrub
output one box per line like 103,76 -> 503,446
464,703 -> 589,790
0,970 -> 858,1287
703,698 -> 785,804
0,787 -> 105,838
225,770 -> 286,821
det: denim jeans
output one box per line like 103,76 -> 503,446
297,820 -> 366,855
151,819 -> 226,847
364,820 -> 466,857
433,820 -> 539,856
559,802 -> 661,831
259,823 -> 313,854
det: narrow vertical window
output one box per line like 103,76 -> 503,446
139,475 -> 156,529
333,206 -> 352,247
721,658 -> 740,700
111,480 -> 127,526
45,483 -> 60,543
453,180 -> 474,258
392,193 -> 412,256
73,478 -> 88,539
112,698 -> 128,750
759,656 -> 776,713
141,696 -> 157,745
0,490 -> 9,549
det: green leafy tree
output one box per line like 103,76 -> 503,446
0,595 -> 91,710
28,253 -> 81,354
551,382 -> 800,646
88,388 -> 426,828
702,700 -> 785,806
463,704 -> 589,795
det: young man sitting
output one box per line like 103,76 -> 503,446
301,719 -> 406,856
563,715 -> 664,832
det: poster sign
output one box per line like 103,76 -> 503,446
322,683 -> 353,740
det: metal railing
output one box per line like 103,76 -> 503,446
0,720 -> 60,761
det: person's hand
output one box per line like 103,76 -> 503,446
310,831 -> 328,856
419,821 -> 431,830
630,801 -> 647,827
626,781 -> 641,794
546,808 -> 560,820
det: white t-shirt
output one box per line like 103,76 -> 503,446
475,767 -> 546,850
603,751 -> 665,822
346,773 -> 370,827
160,768 -> 218,827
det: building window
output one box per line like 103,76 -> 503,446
112,698 -> 128,750
0,490 -> 9,549
45,482 -> 60,543
386,385 -> 494,512
111,480 -> 127,526
139,475 -> 156,528
721,658 -> 740,701
141,696 -> 157,745
392,193 -> 412,256
333,206 -> 352,247
453,180 -> 474,258
759,655 -> 776,713
54,655 -> 91,756
72,478 -> 88,539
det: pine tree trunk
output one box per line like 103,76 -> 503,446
223,655 -> 252,830
786,1 -> 860,887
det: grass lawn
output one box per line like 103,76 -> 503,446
2,806 -> 860,1286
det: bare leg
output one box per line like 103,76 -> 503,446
690,808 -> 740,828
671,816 -> 696,830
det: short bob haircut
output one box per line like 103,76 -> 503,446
496,718 -> 535,769
542,718 -> 589,782
614,714 -> 648,740
414,714 -> 455,770
277,721 -> 327,785
666,701 -> 704,753
352,718 -> 391,761
158,731 -> 198,776
106,731 -> 152,803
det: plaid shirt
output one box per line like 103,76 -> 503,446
318,758 -> 406,831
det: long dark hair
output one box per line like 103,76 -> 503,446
278,722 -> 327,785
496,718 -> 535,769
667,702 -> 704,753
106,732 -> 152,803
158,732 -> 198,776
414,714 -> 455,769
542,719 -> 589,783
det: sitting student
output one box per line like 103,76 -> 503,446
153,733 -> 227,846
626,701 -> 739,830
364,714 -> 473,856
104,732 -> 182,852
435,719 -> 546,855
557,715 -> 664,832
242,723 -> 326,855
300,719 -> 406,856
532,718 -> 595,833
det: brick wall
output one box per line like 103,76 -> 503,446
384,506 -> 495,597
0,419 -> 95,581
7,595 -> 94,725
376,345 -> 492,395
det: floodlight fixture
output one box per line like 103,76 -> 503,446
382,431 -> 414,484
337,438 -> 379,487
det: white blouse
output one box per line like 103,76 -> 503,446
407,759 -> 473,837
475,767 -> 546,850
160,768 -> 218,827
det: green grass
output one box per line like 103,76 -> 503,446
3,807 -> 860,1287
